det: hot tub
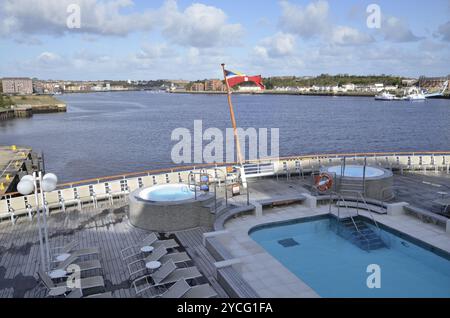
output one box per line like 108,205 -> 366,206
139,184 -> 195,202
129,184 -> 215,232
326,165 -> 393,200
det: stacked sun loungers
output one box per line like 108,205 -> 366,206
120,232 -> 179,261
37,240 -> 111,298
123,232 -> 217,298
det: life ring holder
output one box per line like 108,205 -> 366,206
314,173 -> 334,192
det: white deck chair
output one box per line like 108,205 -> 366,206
0,199 -> 15,224
25,194 -> 42,216
9,196 -> 33,220
107,180 -> 126,204
141,176 -> 154,188
126,178 -> 141,193
92,183 -> 110,207
76,185 -> 94,208
59,188 -> 79,211
44,191 -> 62,212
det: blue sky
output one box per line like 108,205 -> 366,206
0,0 -> 449,80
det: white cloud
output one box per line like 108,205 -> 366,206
381,16 -> 422,42
278,1 -> 372,47
437,21 -> 450,41
254,32 -> 296,59
279,0 -> 330,38
161,1 -> 243,48
0,0 -> 243,48
37,52 -> 62,65
136,43 -> 177,60
0,0 -> 159,36
331,26 -> 373,46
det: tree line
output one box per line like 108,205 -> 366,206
263,74 -> 405,89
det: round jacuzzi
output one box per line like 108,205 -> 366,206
129,184 -> 215,232
139,184 -> 195,202
325,165 -> 393,201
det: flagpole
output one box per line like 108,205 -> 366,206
221,63 -> 244,166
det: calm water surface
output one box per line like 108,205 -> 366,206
0,92 -> 449,182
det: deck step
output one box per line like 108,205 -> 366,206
336,200 -> 387,215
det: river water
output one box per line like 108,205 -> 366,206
0,91 -> 449,182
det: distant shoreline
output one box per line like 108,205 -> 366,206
168,90 -> 450,99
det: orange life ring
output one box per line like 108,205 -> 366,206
314,173 -> 333,192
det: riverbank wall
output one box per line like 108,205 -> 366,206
0,95 -> 67,121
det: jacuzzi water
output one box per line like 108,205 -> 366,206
327,165 -> 385,178
139,184 -> 195,202
250,216 -> 450,297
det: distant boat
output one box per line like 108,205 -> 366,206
405,92 -> 426,101
374,92 -> 396,101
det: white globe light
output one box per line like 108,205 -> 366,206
43,173 -> 58,185
41,179 -> 57,192
21,175 -> 34,183
17,180 -> 35,195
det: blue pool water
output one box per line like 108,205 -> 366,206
139,184 -> 195,202
250,216 -> 450,297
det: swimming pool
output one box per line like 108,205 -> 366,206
250,216 -> 450,297
139,184 -> 195,202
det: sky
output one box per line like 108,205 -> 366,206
0,0 -> 449,80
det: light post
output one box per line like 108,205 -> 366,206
17,172 -> 58,272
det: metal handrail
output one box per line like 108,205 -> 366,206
4,151 -> 449,197
340,190 -> 381,231
330,191 -> 372,251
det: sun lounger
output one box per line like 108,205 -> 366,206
127,246 -> 168,279
156,266 -> 201,286
52,246 -> 100,263
66,288 -> 83,298
85,292 -> 113,298
51,240 -> 79,255
133,260 -> 177,294
183,284 -> 218,298
133,260 -> 202,295
38,269 -> 105,296
152,279 -> 191,298
120,233 -> 179,260
52,254 -> 102,275
160,252 -> 191,266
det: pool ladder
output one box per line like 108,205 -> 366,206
330,192 -> 388,252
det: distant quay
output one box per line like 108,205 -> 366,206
0,95 -> 67,121
169,89 -> 450,98
170,89 -> 376,97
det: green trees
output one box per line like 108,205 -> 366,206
263,74 -> 404,88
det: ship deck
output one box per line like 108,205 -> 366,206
0,171 -> 449,298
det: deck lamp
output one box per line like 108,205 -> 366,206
17,172 -> 58,272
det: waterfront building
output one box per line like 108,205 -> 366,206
191,82 -> 205,91
418,76 -> 449,92
1,77 -> 33,95
204,79 -> 224,91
